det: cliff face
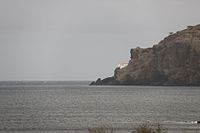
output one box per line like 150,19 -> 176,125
91,24 -> 200,86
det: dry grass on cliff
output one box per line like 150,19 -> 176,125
88,123 -> 167,133
132,123 -> 167,133
88,126 -> 114,133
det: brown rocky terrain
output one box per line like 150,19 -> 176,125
91,24 -> 200,86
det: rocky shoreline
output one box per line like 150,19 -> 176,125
91,24 -> 200,86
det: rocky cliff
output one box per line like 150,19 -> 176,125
91,24 -> 200,86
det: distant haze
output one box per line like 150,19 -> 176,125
0,0 -> 200,81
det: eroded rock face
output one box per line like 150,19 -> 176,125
91,24 -> 200,86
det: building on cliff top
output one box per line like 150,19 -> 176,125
117,62 -> 128,69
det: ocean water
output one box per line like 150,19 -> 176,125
0,82 -> 199,133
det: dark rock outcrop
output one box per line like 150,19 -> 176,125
91,24 -> 200,86
90,77 -> 119,85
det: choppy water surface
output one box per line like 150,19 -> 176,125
0,83 -> 199,132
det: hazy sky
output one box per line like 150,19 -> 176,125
0,0 -> 200,81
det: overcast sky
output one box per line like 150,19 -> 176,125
0,0 -> 200,81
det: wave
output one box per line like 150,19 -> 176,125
164,120 -> 200,124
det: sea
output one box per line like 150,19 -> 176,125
0,81 -> 199,133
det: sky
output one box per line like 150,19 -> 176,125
0,0 -> 200,81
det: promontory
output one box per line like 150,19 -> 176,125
91,24 -> 200,86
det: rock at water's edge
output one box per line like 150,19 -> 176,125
90,77 -> 119,85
